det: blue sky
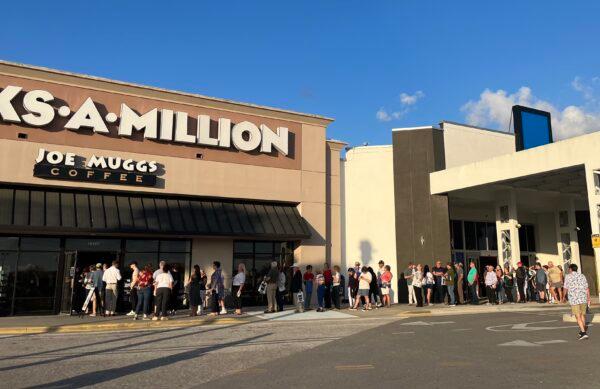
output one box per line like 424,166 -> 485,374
3,1 -> 600,146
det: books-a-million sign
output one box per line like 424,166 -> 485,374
34,148 -> 158,187
0,85 -> 290,155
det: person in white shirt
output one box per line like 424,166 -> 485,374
102,260 -> 122,316
153,264 -> 174,321
232,263 -> 246,315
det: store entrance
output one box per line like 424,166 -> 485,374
61,251 -> 117,314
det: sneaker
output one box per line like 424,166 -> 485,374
161,316 -> 168,321
133,315 -> 138,320
142,316 -> 150,321
126,310 -> 136,316
220,309 -> 227,315
361,307 -> 366,311
152,316 -> 158,321
449,304 -> 456,307
578,332 -> 589,340
143,314 -> 148,319
89,313 -> 96,317
349,307 -> 357,311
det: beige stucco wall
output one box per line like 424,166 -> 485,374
0,61 -> 340,275
342,145 -> 397,301
441,122 -> 515,169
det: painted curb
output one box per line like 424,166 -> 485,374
0,317 -> 244,335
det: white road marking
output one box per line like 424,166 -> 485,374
498,340 -> 541,347
392,331 -> 415,334
535,340 -> 568,345
401,321 -> 455,326
487,320 -> 579,332
451,328 -> 471,332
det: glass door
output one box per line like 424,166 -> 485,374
0,252 -> 18,315
60,251 -> 78,314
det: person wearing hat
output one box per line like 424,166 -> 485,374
290,263 -> 304,313
90,263 -> 105,316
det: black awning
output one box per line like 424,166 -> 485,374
0,186 -> 311,239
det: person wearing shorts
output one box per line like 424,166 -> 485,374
547,262 -> 564,303
563,264 -> 590,340
352,266 -> 372,311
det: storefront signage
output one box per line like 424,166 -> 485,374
592,234 -> 600,249
33,148 -> 158,187
0,85 -> 290,156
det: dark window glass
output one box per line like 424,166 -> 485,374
464,222 -> 477,250
234,241 -> 253,254
0,252 -> 18,315
476,222 -> 488,251
519,227 -> 527,252
124,252 -> 158,271
126,240 -> 159,253
487,223 -> 497,251
451,220 -> 464,250
526,225 -> 536,252
65,238 -> 121,252
20,238 -> 60,251
255,242 -> 273,254
159,240 -> 190,253
0,237 -> 19,251
13,251 -> 59,314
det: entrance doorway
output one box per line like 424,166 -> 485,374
61,251 -> 117,314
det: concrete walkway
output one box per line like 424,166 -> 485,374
0,301 -> 593,335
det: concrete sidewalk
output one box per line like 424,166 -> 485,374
0,301 -> 591,335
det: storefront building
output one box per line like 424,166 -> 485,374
0,61 -> 344,315
342,121 -> 600,302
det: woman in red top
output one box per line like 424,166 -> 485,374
380,265 -> 393,308
134,264 -> 153,320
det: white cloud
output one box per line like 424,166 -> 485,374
461,81 -> 600,140
376,108 -> 392,122
400,90 -> 425,106
376,91 -> 425,122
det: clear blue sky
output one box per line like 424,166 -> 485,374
3,1 -> 600,146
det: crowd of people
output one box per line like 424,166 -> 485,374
76,256 -> 592,339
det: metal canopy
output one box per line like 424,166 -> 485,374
0,186 -> 311,240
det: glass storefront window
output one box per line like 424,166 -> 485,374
255,242 -> 273,254
234,241 -> 253,253
0,252 -> 18,315
0,237 -> 19,251
160,240 -> 190,253
464,222 -> 477,250
65,238 -> 121,252
20,238 -> 60,251
476,222 -> 488,251
487,223 -> 498,251
124,252 -> 159,270
126,240 -> 159,252
13,251 -> 59,314
451,220 -> 464,250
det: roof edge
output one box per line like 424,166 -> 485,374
0,60 -> 334,125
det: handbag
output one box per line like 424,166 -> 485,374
258,280 -> 267,295
297,291 -> 304,303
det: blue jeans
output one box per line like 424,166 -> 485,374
317,285 -> 326,308
136,287 -> 151,315
447,285 -> 456,305
304,290 -> 312,309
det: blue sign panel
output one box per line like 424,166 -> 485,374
512,105 -> 553,151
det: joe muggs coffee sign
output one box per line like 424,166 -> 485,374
34,148 -> 159,187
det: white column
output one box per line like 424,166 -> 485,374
495,190 -> 521,269
585,164 -> 600,299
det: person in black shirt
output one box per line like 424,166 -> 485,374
347,268 -> 359,309
432,261 -> 446,304
290,264 -> 303,313
515,262 -> 527,303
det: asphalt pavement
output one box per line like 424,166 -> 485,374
0,306 -> 596,388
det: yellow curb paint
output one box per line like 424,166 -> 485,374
0,318 -> 245,335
